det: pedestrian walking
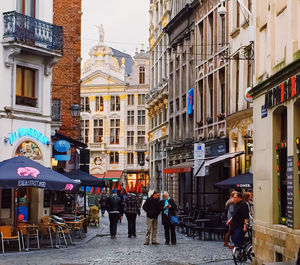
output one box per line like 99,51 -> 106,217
160,191 -> 177,245
224,191 -> 237,248
142,191 -> 161,245
106,190 -> 123,239
226,192 -> 249,248
124,192 -> 141,238
99,190 -> 108,217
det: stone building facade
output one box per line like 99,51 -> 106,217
251,0 -> 300,263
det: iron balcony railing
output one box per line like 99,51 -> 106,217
3,11 -> 63,54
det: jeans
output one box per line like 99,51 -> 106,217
109,213 -> 120,236
164,224 -> 176,244
232,227 -> 245,248
145,217 -> 158,243
126,213 -> 137,236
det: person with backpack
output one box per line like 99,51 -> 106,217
123,192 -> 140,238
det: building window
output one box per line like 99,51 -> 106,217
16,66 -> 37,107
16,0 -> 36,17
110,96 -> 120,111
110,152 -> 119,164
176,98 -> 179,111
139,66 -> 145,84
81,120 -> 89,143
127,131 -> 134,146
138,110 -> 145,125
93,119 -> 103,143
80,97 -> 90,112
138,94 -> 146,105
95,96 -> 104,111
208,13 -> 214,55
221,16 -> 226,46
110,119 -> 120,144
236,59 -> 240,112
182,94 -> 186,108
208,75 -> 214,118
137,152 -> 145,166
237,1 -> 240,28
128,94 -> 134,105
137,131 -> 145,144
127,110 -> 134,125
170,101 -> 173,114
127,152 -> 134,165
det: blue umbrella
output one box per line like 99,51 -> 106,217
63,169 -> 105,187
0,156 -> 79,191
215,173 -> 253,189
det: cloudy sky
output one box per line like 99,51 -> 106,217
81,0 -> 149,62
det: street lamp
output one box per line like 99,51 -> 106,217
69,103 -> 81,117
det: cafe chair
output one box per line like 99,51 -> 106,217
18,223 -> 40,250
0,225 -> 21,254
40,217 -> 55,248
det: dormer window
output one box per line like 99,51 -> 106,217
16,0 -> 36,17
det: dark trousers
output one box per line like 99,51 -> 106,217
109,213 -> 120,236
164,224 -> 176,244
126,213 -> 137,236
232,227 -> 245,248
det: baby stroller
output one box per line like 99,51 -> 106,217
89,205 -> 100,227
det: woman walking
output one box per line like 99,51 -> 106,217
160,191 -> 177,245
224,191 -> 237,248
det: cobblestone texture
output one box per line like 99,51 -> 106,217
0,212 -> 237,265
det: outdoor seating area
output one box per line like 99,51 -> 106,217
176,209 -> 227,242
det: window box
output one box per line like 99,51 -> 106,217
16,95 -> 37,107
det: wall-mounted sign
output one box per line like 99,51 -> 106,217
15,141 -> 42,161
244,87 -> 253,103
205,140 -> 227,158
265,74 -> 300,109
94,156 -> 103,166
188,88 -> 193,115
194,143 -> 205,160
261,105 -> 268,118
8,128 -> 50,146
54,154 -> 70,161
54,140 -> 71,153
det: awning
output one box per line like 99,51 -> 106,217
163,161 -> 194,174
205,151 -> 244,167
215,172 -> 253,189
92,171 -> 123,180
63,170 -> 105,187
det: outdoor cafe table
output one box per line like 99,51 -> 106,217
195,218 -> 211,240
18,224 -> 39,251
65,220 -> 83,240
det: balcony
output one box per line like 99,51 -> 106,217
3,11 -> 63,67
89,142 -> 106,150
135,143 -> 147,150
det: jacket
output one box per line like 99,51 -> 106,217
160,198 -> 177,226
106,194 -> 123,214
143,196 -> 161,219
124,193 -> 140,215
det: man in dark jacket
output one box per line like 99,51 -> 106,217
227,192 -> 249,248
124,193 -> 140,238
106,190 -> 123,239
160,191 -> 177,245
143,191 -> 161,245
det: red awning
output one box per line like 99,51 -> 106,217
93,171 -> 123,179
163,161 -> 193,174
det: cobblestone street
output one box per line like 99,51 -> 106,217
0,212 -> 236,265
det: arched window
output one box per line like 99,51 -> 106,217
139,66 -> 145,84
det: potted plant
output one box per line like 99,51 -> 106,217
217,113 -> 225,121
206,117 -> 213,124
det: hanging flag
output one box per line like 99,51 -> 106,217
125,183 -> 129,193
117,181 -> 121,190
96,187 -> 101,194
90,187 -> 95,193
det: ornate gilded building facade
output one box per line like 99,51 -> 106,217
80,27 -> 149,190
147,0 -> 172,194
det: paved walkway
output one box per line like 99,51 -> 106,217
0,212 -> 236,265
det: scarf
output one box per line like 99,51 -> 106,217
163,198 -> 169,216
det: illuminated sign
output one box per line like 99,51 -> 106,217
8,128 -> 50,146
54,140 -> 71,153
188,88 -> 193,115
244,87 -> 253,103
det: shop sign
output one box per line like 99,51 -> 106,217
265,74 -> 300,109
188,88 -> 193,115
261,105 -> 268,118
194,143 -> 205,159
54,140 -> 71,153
8,128 -> 50,146
286,156 -> 294,228
244,87 -> 253,103
54,154 -> 70,161
205,140 -> 227,158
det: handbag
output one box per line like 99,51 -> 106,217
170,215 -> 180,225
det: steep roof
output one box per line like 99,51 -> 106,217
110,47 -> 134,76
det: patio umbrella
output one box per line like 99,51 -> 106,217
62,169 -> 105,187
0,156 -> 79,191
214,172 -> 253,189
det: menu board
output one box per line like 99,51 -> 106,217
286,156 -> 294,228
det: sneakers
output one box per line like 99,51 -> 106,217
152,242 -> 160,245
144,242 -> 149,245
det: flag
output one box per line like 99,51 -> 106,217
125,183 -> 129,193
96,187 -> 101,194
117,181 -> 121,191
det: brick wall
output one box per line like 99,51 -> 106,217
52,0 -> 82,140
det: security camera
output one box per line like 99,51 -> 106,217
218,4 -> 226,17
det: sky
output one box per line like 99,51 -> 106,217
81,0 -> 149,63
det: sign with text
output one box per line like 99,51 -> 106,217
286,156 -> 294,228
194,143 -> 205,159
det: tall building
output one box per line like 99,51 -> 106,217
52,0 -> 85,172
81,27 -> 149,190
251,0 -> 300,263
147,0 -> 172,194
0,1 -> 62,223
163,0 -> 196,207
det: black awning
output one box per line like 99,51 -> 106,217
215,173 -> 253,189
53,133 -> 87,149
63,170 -> 105,187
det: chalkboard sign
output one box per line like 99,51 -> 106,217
286,156 -> 294,228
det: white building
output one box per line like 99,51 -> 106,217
0,1 -> 62,224
81,27 -> 149,191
